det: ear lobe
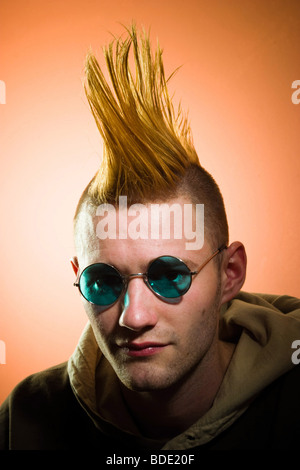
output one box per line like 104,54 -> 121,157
70,257 -> 79,276
220,242 -> 247,305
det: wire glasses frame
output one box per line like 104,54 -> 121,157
74,244 -> 227,306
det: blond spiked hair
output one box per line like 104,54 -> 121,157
84,25 -> 200,204
75,25 -> 229,249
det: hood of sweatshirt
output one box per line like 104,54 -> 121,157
67,291 -> 300,449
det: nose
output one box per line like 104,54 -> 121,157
119,277 -> 158,331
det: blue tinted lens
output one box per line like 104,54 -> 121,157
147,256 -> 192,298
79,263 -> 123,306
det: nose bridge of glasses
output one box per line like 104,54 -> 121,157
126,272 -> 147,281
122,272 -> 148,294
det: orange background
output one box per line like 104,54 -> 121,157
0,0 -> 299,404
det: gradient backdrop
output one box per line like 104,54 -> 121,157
1,0 -> 299,404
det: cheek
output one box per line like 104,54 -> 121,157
176,278 -> 221,341
178,304 -> 216,342
190,268 -> 222,311
83,302 -> 119,345
172,302 -> 220,370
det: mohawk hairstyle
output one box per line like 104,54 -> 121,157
75,25 -> 229,249
84,24 -> 200,205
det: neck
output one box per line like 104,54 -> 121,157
121,340 -> 235,440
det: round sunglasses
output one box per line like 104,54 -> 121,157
74,245 -> 227,306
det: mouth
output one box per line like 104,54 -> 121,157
118,341 -> 168,357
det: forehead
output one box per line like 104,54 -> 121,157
75,196 -> 205,267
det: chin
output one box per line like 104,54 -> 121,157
118,370 -> 178,393
124,382 -> 170,393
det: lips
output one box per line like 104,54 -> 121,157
119,341 -> 167,357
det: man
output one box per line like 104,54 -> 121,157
1,25 -> 300,452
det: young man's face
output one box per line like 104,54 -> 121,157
74,197 -> 226,392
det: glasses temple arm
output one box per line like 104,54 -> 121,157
192,244 -> 227,275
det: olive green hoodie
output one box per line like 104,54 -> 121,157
1,291 -> 300,450
68,291 -> 300,449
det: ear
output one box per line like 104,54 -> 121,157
220,242 -> 247,305
70,256 -> 79,277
